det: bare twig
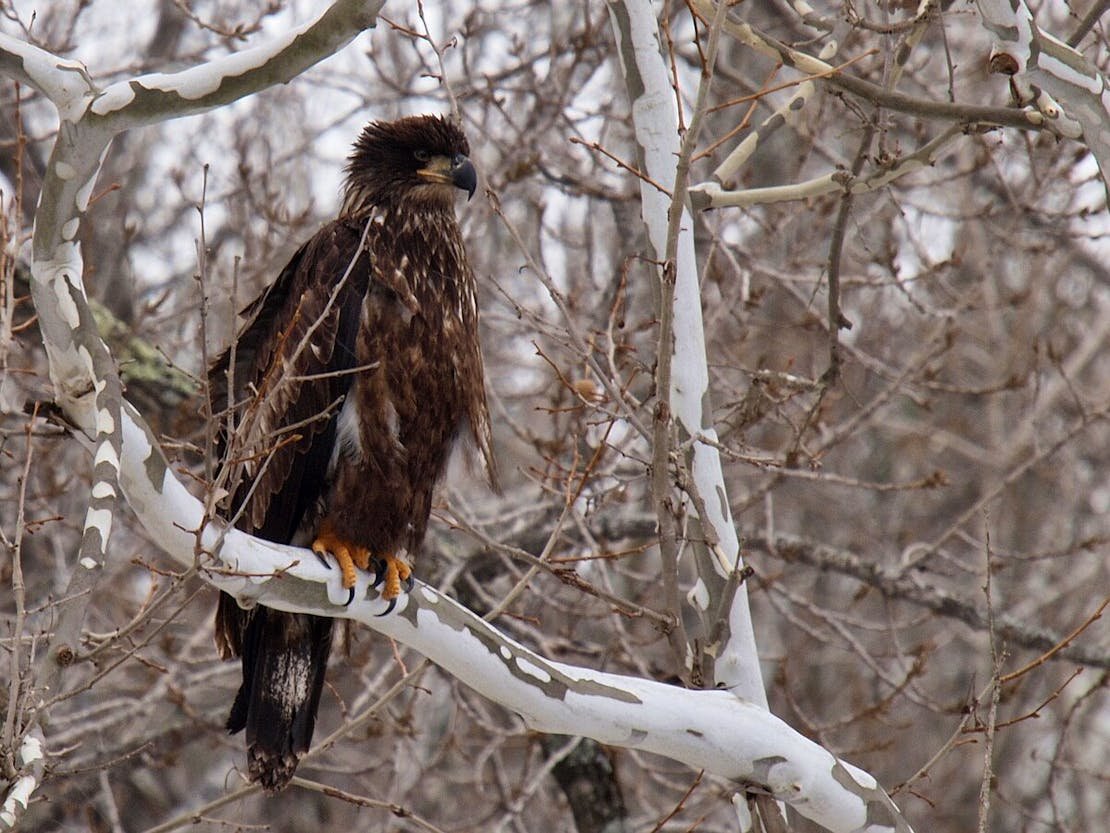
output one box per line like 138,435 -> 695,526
3,404 -> 37,773
568,137 -> 673,197
289,777 -> 452,833
999,596 -> 1110,684
976,518 -> 1001,833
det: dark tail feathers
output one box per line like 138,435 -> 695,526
221,599 -> 334,792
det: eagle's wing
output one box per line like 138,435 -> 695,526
210,218 -> 373,791
210,218 -> 372,545
458,263 -> 498,491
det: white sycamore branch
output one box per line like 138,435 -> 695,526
0,729 -> 44,831
3,2 -> 914,831
685,0 -> 1110,209
977,0 -> 1110,202
692,124 -> 967,210
605,0 -> 765,703
605,2 -> 914,831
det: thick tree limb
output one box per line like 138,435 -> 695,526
20,392 -> 909,833
606,0 -> 765,706
85,0 -> 381,131
602,4 -> 914,831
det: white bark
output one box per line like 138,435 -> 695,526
0,729 -> 44,831
606,0 -> 766,707
977,0 -> 1110,201
4,2 -> 914,831
46,394 -> 913,833
1,0 -> 386,823
693,125 -> 966,210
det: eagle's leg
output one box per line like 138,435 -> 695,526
311,519 -> 372,602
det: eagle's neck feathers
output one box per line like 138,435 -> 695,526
339,181 -> 458,219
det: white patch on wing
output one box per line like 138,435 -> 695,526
383,400 -> 401,447
329,395 -> 364,475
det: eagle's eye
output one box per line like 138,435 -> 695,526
414,149 -> 431,162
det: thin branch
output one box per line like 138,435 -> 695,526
3,404 -> 36,772
568,137 -> 673,196
753,532 -> 1110,669
999,596 -> 1110,684
822,122 -> 875,384
138,784 -> 258,833
689,1 -> 1045,131
707,49 -> 878,115
976,519 -> 1001,833
289,777 -> 452,833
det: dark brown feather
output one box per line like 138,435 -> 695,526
210,221 -> 373,542
212,115 -> 492,791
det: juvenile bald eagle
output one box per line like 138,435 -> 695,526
210,115 -> 494,791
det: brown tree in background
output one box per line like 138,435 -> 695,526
1,1 -> 1108,832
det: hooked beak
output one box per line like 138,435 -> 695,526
418,153 -> 478,201
450,154 -> 477,201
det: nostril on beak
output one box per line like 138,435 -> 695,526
451,156 -> 478,201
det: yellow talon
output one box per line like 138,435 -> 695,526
379,555 -> 412,601
312,520 -> 372,590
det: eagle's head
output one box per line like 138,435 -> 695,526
343,114 -> 477,214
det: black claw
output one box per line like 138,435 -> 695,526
344,586 -> 355,607
371,558 -> 387,587
403,573 -> 415,592
375,597 -> 397,617
314,550 -> 333,569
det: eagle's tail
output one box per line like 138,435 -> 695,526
219,596 -> 334,792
